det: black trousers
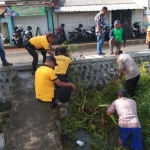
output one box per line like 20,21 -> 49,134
25,42 -> 46,71
54,86 -> 73,103
125,75 -> 140,97
148,41 -> 150,49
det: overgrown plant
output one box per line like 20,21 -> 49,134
61,62 -> 150,149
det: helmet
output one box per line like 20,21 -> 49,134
27,26 -> 32,30
60,24 -> 65,28
14,27 -> 18,31
46,32 -> 55,38
79,24 -> 83,28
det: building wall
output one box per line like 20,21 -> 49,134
132,9 -> 144,32
54,11 -> 110,39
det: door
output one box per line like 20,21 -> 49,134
112,10 -> 132,37
13,15 -> 48,36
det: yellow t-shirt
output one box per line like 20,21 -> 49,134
35,65 -> 57,102
147,26 -> 150,41
29,36 -> 50,50
54,55 -> 72,74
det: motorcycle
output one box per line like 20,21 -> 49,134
130,21 -> 141,38
55,23 -> 66,44
83,26 -> 96,41
23,26 -> 33,43
12,26 -> 24,47
68,24 -> 86,43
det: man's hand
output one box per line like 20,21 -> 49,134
146,40 -> 149,45
117,78 -> 121,84
70,83 -> 76,90
99,32 -> 102,37
47,49 -> 54,56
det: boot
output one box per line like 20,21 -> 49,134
2,62 -> 13,67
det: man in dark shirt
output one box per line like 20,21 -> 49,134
95,7 -> 108,55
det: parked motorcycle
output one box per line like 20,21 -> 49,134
130,21 -> 141,38
83,26 -> 96,41
68,24 -> 86,42
55,23 -> 66,44
12,26 -> 24,47
23,26 -> 33,43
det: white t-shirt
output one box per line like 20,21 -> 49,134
117,54 -> 140,80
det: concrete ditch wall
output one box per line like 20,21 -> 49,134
0,51 -> 150,103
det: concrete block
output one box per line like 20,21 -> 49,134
0,134 -> 5,150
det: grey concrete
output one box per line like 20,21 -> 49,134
0,134 -> 4,150
5,72 -> 63,150
0,43 -> 148,66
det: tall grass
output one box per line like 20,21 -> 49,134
62,63 -> 150,149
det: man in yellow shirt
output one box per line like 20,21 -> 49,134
54,47 -> 72,88
35,56 -> 76,107
25,33 -> 55,75
146,25 -> 150,49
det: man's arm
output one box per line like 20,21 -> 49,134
106,103 -> 115,117
117,68 -> 125,83
47,45 -> 54,56
109,29 -> 114,39
54,79 -> 76,90
95,13 -> 102,37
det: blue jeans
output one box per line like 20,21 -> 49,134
0,36 -> 7,64
95,32 -> 105,54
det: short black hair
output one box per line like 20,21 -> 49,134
101,7 -> 108,11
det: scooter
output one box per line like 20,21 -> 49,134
55,23 -> 66,44
83,26 -> 96,41
68,24 -> 85,43
12,26 -> 24,47
23,26 -> 33,43
130,21 -> 141,38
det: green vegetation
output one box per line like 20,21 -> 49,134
62,62 -> 150,150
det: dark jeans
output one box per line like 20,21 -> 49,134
148,41 -> 150,49
125,75 -> 140,97
55,74 -> 68,89
54,86 -> 73,103
25,42 -> 46,71
0,36 -> 7,64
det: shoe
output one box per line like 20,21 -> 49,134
2,62 -> 13,67
60,102 -> 69,109
110,52 -> 114,54
98,52 -> 106,55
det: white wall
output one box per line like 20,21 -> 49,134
131,9 -> 144,32
133,0 -> 148,7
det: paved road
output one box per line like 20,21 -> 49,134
0,44 -> 149,66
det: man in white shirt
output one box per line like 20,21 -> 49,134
115,49 -> 140,97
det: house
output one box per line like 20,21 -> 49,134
54,0 -> 144,38
2,0 -> 54,43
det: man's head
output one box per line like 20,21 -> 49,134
114,49 -> 123,58
114,20 -> 121,28
100,7 -> 108,15
46,32 -> 55,43
118,89 -> 128,98
45,56 -> 58,69
59,47 -> 68,56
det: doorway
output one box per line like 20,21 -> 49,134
112,10 -> 132,38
